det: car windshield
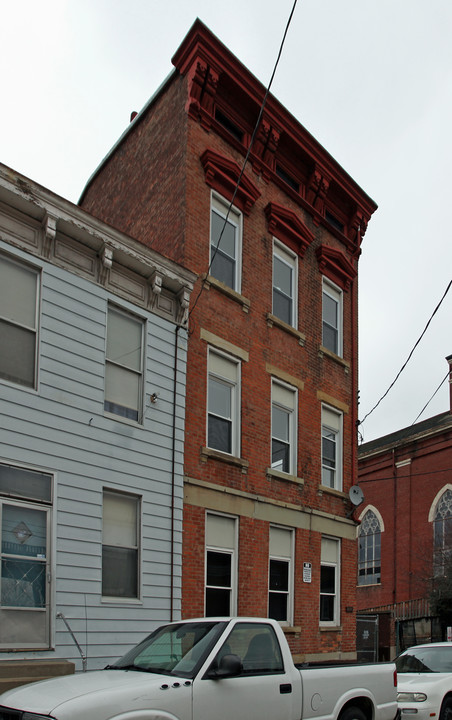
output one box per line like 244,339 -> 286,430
396,646 -> 452,674
108,621 -> 227,678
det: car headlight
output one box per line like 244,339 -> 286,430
397,693 -> 427,703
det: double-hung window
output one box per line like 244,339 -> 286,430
273,242 -> 297,327
321,405 -> 343,491
268,526 -> 293,625
104,305 -> 144,422
271,380 -> 297,475
210,194 -> 242,292
320,537 -> 340,625
205,513 -> 237,616
0,253 -> 39,389
207,348 -> 240,456
102,490 -> 140,599
322,278 -> 343,356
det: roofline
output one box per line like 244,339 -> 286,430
358,411 -> 452,460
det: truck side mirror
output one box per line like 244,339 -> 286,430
205,653 -> 243,679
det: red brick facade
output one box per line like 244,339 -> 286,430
80,20 -> 376,660
357,364 -> 452,657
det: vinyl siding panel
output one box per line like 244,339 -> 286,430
0,250 -> 188,669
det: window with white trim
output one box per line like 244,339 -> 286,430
358,509 -> 381,585
322,278 -> 343,356
205,513 -> 237,616
268,526 -> 294,625
271,380 -> 297,475
321,405 -> 343,491
210,193 -> 242,292
0,253 -> 39,389
273,242 -> 297,327
320,536 -> 340,625
102,490 -> 140,599
207,348 -> 240,456
104,305 -> 144,422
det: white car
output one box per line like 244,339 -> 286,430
396,642 -> 452,720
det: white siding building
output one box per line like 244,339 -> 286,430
0,163 -> 196,677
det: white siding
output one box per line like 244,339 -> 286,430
0,246 -> 188,669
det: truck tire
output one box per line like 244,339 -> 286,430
339,707 -> 367,720
440,699 -> 452,720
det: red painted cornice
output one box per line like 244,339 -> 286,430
200,149 -> 260,215
315,245 -> 357,290
172,19 -> 377,234
265,202 -> 314,257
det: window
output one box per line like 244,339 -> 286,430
269,526 -> 293,625
104,305 -> 144,422
102,490 -> 140,598
271,380 -> 297,474
205,513 -> 237,616
210,194 -> 242,292
207,348 -> 240,456
321,405 -> 343,491
273,242 -> 297,327
0,253 -> 39,388
320,537 -> 340,625
0,463 -> 52,649
322,278 -> 343,356
433,489 -> 452,576
358,510 -> 381,585
216,621 -> 284,675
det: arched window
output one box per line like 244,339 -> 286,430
358,509 -> 381,586
433,489 -> 452,576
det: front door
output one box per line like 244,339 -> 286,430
0,501 -> 50,648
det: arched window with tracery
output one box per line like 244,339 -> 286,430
358,509 -> 381,585
433,488 -> 452,576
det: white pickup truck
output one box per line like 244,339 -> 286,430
0,617 -> 398,720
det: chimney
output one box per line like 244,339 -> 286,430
447,355 -> 452,413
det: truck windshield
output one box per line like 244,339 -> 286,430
108,621 -> 227,678
396,646 -> 452,674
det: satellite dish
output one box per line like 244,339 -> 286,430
349,485 -> 364,506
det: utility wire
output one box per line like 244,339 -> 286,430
188,0 -> 298,322
411,370 -> 449,425
359,279 -> 452,427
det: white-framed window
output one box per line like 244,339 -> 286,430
102,490 -> 140,599
322,278 -> 343,357
268,525 -> 294,625
358,509 -> 382,585
0,462 -> 53,649
205,512 -> 237,616
321,405 -> 343,491
210,193 -> 242,292
0,252 -> 40,389
207,348 -> 240,456
271,380 -> 297,475
320,536 -> 340,626
272,241 -> 297,327
104,305 -> 144,422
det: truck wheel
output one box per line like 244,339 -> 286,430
440,699 -> 452,720
339,707 -> 367,720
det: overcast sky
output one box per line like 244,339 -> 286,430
1,0 -> 451,443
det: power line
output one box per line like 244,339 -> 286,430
188,0 -> 299,322
411,370 -> 449,425
359,279 -> 452,428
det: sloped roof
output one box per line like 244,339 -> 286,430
358,411 -> 452,458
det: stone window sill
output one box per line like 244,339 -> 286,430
205,274 -> 251,312
266,313 -> 306,346
319,625 -> 342,633
266,467 -> 304,485
200,446 -> 249,473
318,345 -> 350,372
318,484 -> 347,500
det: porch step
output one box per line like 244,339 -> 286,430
0,659 -> 74,693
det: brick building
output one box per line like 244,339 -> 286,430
80,20 -> 377,660
357,356 -> 452,658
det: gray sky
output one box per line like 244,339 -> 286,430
1,0 -> 451,442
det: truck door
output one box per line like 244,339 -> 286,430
192,622 -> 297,720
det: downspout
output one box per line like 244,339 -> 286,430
392,449 -> 397,604
351,273 -> 358,489
170,324 -> 180,622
